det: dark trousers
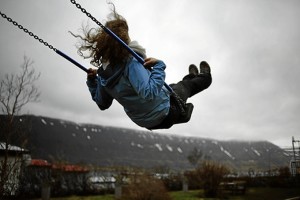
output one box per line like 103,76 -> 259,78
173,73 -> 212,102
149,73 -> 212,130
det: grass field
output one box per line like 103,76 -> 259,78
171,188 -> 300,200
47,187 -> 300,200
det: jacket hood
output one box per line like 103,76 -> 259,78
129,40 -> 147,59
97,63 -> 126,88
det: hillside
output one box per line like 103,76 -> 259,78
0,115 -> 290,171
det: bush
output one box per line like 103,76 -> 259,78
122,174 -> 171,200
195,161 -> 229,198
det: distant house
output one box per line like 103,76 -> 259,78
287,137 -> 300,176
0,142 -> 31,196
290,159 -> 300,176
51,163 -> 89,173
30,159 -> 52,167
87,173 -> 116,191
21,160 -> 91,197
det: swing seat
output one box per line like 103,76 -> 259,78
177,103 -> 194,124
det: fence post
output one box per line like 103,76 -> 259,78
182,178 -> 189,192
41,182 -> 50,200
115,182 -> 122,199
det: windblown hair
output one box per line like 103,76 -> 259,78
72,4 -> 130,67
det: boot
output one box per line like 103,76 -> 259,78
189,64 -> 199,75
200,61 -> 211,74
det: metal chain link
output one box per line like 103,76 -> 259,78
0,11 -> 57,52
69,0 -> 188,114
70,0 -> 105,29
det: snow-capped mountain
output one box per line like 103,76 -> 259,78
0,115 -> 290,171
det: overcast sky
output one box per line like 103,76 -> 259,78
1,0 -> 300,148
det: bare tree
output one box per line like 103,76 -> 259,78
187,147 -> 203,167
0,56 -> 40,197
0,56 -> 40,116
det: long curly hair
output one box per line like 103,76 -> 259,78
72,4 -> 130,67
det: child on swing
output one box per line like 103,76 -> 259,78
75,9 -> 212,129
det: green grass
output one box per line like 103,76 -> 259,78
40,188 -> 300,200
50,195 -> 114,200
228,187 -> 300,200
170,190 -> 208,200
173,188 -> 299,200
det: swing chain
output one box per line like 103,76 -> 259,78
69,0 -> 189,116
70,0 -> 105,29
0,11 -> 57,52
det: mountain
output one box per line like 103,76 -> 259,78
0,115 -> 290,172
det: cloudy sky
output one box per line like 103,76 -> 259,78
1,0 -> 299,147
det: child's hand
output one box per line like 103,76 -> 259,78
87,68 -> 97,80
144,57 -> 159,68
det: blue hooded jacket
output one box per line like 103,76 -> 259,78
86,57 -> 171,128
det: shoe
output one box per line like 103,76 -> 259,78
200,61 -> 211,74
189,64 -> 199,75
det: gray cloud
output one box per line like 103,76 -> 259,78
1,0 -> 299,147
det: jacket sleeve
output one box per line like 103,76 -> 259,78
86,77 -> 113,110
128,59 -> 166,100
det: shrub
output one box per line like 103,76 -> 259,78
195,161 -> 229,197
122,174 -> 171,200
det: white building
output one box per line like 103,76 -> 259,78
290,159 -> 300,176
0,142 -> 31,196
